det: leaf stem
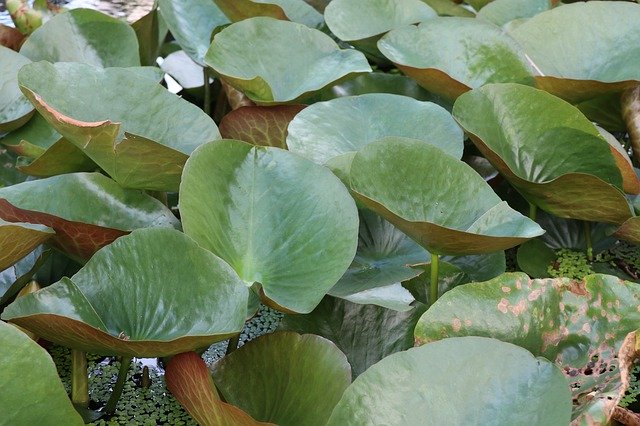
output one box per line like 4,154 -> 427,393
105,356 -> 132,415
71,349 -> 89,409
429,253 -> 440,306
203,66 -> 211,116
583,221 -> 593,262
226,334 -> 240,355
529,203 -> 537,221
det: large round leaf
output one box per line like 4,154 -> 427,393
477,0 -> 551,26
453,83 -> 637,223
324,0 -> 436,42
19,8 -> 140,66
0,219 -> 53,271
349,137 -> 544,255
18,61 -> 221,191
0,321 -> 83,425
286,93 -> 463,164
1,228 -> 248,357
211,332 -> 351,426
0,46 -> 33,132
0,172 -> 179,261
180,140 -> 358,313
158,0 -> 229,66
327,336 -> 572,425
415,273 -> 640,424
511,2 -> 640,103
204,17 -> 371,104
280,296 -> 426,378
377,18 -> 534,101
212,0 -> 324,28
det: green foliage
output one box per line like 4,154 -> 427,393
547,249 -> 594,279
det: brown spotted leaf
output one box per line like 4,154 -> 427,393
0,219 -> 53,270
219,105 -> 305,148
415,272 -> 640,424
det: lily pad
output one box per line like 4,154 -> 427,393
327,336 -> 572,425
477,0 -> 551,26
16,139 -> 97,178
349,137 -> 544,255
131,6 -> 169,66
158,0 -> 229,66
377,18 -> 534,101
212,0 -> 324,28
516,239 -> 557,278
18,61 -> 221,191
280,296 -> 426,377
414,273 -> 640,424
0,113 -> 61,158
19,8 -> 140,66
452,83 -> 637,223
0,46 -> 33,132
2,228 -> 248,356
211,332 -> 351,426
180,140 -> 358,313
0,321 -> 83,425
0,219 -> 53,271
324,0 -> 436,42
0,247 -> 49,306
511,2 -> 640,103
0,172 -> 179,261
286,93 -> 463,164
204,17 -> 371,104
219,105 -> 306,148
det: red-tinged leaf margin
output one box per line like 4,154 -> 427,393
219,105 -> 306,148
166,352 -> 272,426
0,199 -> 127,262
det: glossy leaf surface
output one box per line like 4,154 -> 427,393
180,140 -> 358,313
327,336 -> 572,425
349,138 -> 544,255
415,273 -> 640,423
18,61 -> 221,191
220,105 -> 306,148
212,0 -> 324,28
453,83 -> 636,223
211,332 -> 351,426
287,94 -> 463,164
204,17 -> 371,104
377,18 -> 534,101
324,0 -> 436,42
19,8 -> 140,66
2,228 -> 248,356
0,173 -> 179,261
0,219 -> 53,271
0,321 -> 83,425
0,46 -> 33,132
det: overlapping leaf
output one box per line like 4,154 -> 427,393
0,46 -> 33,132
180,140 -> 358,313
204,17 -> 371,104
377,18 -> 534,101
211,332 -> 351,426
1,228 -> 248,357
349,137 -> 544,255
477,0 -> 551,26
286,93 -> 463,164
220,105 -> 306,148
327,336 -> 572,425
0,173 -> 179,261
0,219 -> 53,271
212,0 -> 324,28
453,83 -> 638,223
415,273 -> 640,424
0,321 -> 83,425
18,61 -> 221,191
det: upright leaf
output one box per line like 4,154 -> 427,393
0,46 -> 33,132
0,219 -> 53,271
212,0 -> 324,28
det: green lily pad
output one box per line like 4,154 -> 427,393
452,83 -> 637,223
16,138 -> 97,178
280,296 -> 426,377
477,0 -> 551,26
158,0 -> 229,66
516,239 -> 557,278
212,0 -> 324,28
415,273 -> 640,424
2,228 -> 248,357
132,6 -> 169,66
511,2 -> 640,104
0,113 -> 61,158
327,336 -> 572,425
324,0 -> 436,42
286,94 -> 463,164
0,219 -> 53,271
211,332 -> 351,426
18,61 -> 221,191
377,18 -> 534,101
180,140 -> 358,313
0,172 -> 179,261
0,149 -> 26,188
0,321 -> 83,425
349,137 -> 544,255
219,105 -> 306,148
0,46 -> 33,133
204,17 -> 371,104
0,247 -> 49,306
19,8 -> 140,66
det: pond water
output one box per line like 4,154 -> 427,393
0,0 -> 154,26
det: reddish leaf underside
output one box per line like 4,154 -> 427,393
219,105 -> 306,148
